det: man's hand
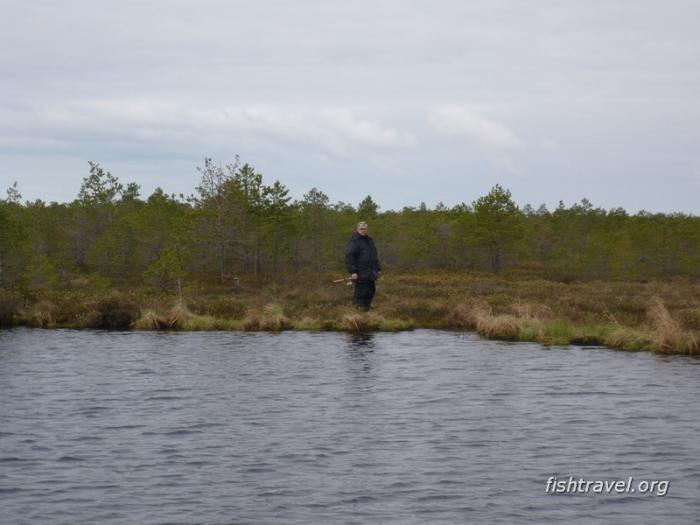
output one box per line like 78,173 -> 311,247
351,273 -> 358,280
376,271 -> 382,279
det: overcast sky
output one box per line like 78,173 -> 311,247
1,0 -> 699,212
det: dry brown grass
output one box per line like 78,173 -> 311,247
187,297 -> 247,319
379,298 -> 449,326
510,302 -> 555,321
167,302 -> 193,328
242,309 -> 261,331
132,310 -> 168,330
292,316 -> 323,331
6,271 -> 700,354
445,302 -> 491,330
337,311 -> 384,331
259,303 -> 292,331
30,300 -> 58,327
604,327 -> 655,352
677,307 -> 700,330
476,314 -> 521,341
647,297 -> 698,355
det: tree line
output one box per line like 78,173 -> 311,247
2,158 -> 699,293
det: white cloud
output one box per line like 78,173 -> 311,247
0,98 -> 416,159
320,108 -> 416,148
2,2 -> 700,211
428,106 -> 522,149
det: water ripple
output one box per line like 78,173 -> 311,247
0,328 -> 699,524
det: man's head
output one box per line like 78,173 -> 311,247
356,221 -> 368,236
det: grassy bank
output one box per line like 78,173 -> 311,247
1,272 -> 699,356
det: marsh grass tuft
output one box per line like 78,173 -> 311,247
167,302 -> 192,328
30,300 -> 58,328
569,324 -> 611,346
180,315 -> 242,330
338,311 -> 383,332
5,272 -> 700,355
187,297 -> 247,319
517,320 -> 544,342
604,327 -> 655,352
132,310 -> 168,330
476,314 -> 521,340
242,310 -> 261,331
542,319 -> 576,345
677,307 -> 700,331
292,316 -> 323,331
647,297 -> 698,354
259,303 -> 292,331
511,302 -> 555,321
445,302 -> 491,330
378,317 -> 414,331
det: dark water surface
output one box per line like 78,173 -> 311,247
1,329 -> 699,524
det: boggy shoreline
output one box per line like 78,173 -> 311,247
1,272 -> 699,356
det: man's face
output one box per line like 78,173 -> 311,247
357,226 -> 368,236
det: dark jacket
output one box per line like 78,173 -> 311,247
345,231 -> 381,281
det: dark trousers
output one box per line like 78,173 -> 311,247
352,280 -> 376,311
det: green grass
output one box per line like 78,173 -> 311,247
542,319 -> 576,345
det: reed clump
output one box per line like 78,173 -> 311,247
242,309 -> 261,331
132,309 -> 169,330
476,314 -> 521,341
337,311 -> 384,332
167,302 -> 193,328
259,303 -> 292,331
647,297 -> 698,355
166,302 -> 244,330
677,307 -> 700,330
604,327 -> 655,352
445,302 -> 491,330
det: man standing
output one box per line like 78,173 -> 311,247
345,221 -> 381,311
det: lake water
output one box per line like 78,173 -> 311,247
1,328 -> 699,524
